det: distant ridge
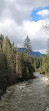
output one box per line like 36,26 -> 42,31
18,48 -> 44,57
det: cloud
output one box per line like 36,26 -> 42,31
0,0 -> 49,53
23,20 -> 48,51
0,0 -> 49,24
0,18 -> 48,53
37,9 -> 49,17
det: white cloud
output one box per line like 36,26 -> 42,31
23,20 -> 42,37
37,9 -> 49,17
0,0 -> 49,53
0,18 -> 48,53
0,0 -> 49,24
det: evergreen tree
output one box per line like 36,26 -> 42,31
0,34 -> 4,48
0,45 -> 7,89
24,36 -> 32,51
3,37 -> 16,84
47,39 -> 49,56
0,34 -> 35,92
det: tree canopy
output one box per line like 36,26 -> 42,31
0,34 -> 35,92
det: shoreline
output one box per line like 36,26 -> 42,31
0,73 -> 36,98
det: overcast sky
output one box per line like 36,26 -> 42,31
0,0 -> 49,53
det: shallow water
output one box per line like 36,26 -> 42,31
0,72 -> 49,111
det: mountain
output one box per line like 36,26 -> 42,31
18,48 -> 44,57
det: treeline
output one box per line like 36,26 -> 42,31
0,34 -> 36,92
0,34 -> 43,94
40,55 -> 49,77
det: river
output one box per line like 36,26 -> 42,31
0,72 -> 49,111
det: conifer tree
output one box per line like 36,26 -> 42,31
24,35 -> 32,51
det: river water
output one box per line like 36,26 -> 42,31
0,72 -> 49,111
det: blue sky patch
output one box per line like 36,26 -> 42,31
31,6 -> 49,22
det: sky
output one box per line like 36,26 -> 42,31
0,0 -> 49,53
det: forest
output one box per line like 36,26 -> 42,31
0,34 -> 49,96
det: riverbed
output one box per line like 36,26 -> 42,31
0,72 -> 49,111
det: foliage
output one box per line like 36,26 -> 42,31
40,55 -> 49,76
32,55 -> 42,71
0,34 -> 35,91
24,35 -> 32,51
